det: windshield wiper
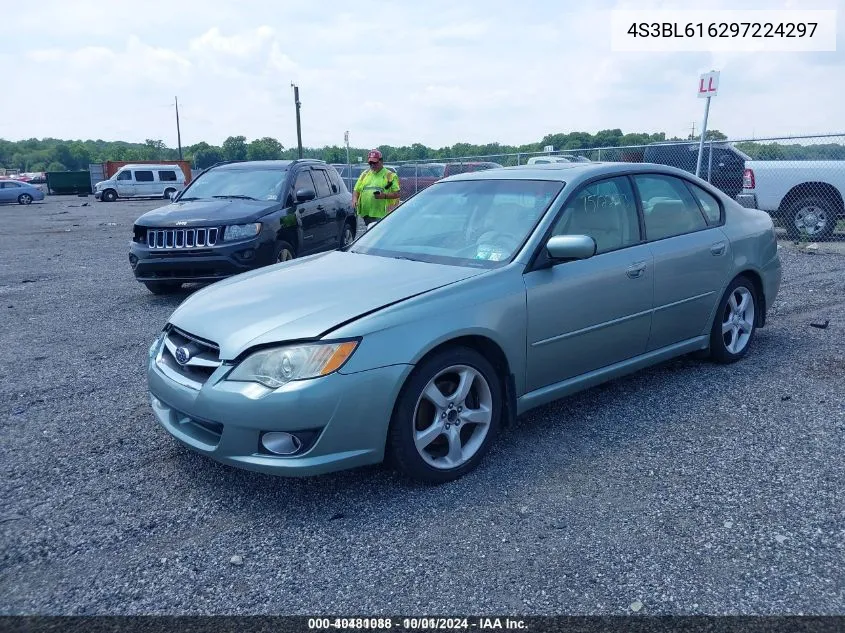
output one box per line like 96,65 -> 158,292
212,195 -> 257,200
177,196 -> 202,201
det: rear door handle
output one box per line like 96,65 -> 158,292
710,241 -> 727,256
626,261 -> 647,279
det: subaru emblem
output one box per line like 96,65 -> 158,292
174,346 -> 191,365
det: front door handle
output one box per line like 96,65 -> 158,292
626,261 -> 647,279
710,241 -> 727,256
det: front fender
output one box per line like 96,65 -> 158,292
331,267 -> 529,396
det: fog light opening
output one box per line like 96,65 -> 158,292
261,432 -> 302,456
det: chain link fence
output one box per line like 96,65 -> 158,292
341,133 -> 844,241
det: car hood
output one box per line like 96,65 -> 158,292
167,251 -> 486,360
136,198 -> 280,227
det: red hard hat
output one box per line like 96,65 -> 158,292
367,149 -> 383,162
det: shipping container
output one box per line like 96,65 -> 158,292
46,171 -> 93,195
100,160 -> 193,184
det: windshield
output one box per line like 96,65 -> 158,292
348,179 -> 564,268
180,168 -> 288,201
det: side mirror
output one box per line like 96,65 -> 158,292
295,188 -> 316,203
546,234 -> 596,261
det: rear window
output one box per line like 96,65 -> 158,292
158,170 -> 178,182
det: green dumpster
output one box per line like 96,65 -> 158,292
46,171 -> 92,195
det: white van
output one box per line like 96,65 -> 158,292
94,164 -> 185,202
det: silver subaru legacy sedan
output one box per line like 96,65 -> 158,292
147,162 -> 781,484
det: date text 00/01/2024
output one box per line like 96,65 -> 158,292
627,22 -> 818,38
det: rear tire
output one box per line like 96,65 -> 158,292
164,188 -> 176,200
102,189 -> 118,202
144,281 -> 183,295
784,195 -> 837,241
706,275 -> 758,364
387,346 -> 502,484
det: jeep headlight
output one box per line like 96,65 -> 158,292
227,340 -> 360,388
224,223 -> 261,241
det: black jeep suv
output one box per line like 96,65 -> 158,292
128,159 -> 357,294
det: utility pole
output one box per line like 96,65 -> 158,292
291,83 -> 303,158
175,96 -> 183,161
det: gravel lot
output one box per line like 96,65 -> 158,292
1,196 -> 843,616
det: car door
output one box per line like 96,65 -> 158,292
523,175 -> 654,393
115,170 -> 135,197
290,168 -> 322,254
133,170 -> 155,197
310,167 -> 338,248
0,182 -> 19,202
632,173 -> 733,351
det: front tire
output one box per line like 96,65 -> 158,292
273,240 -> 296,263
387,346 -> 502,484
784,195 -> 837,241
707,275 -> 758,364
102,189 -> 118,202
144,281 -> 183,295
341,221 -> 355,247
18,194 -> 33,205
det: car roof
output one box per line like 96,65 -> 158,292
441,161 -> 712,184
119,164 -> 181,169
213,159 -> 305,171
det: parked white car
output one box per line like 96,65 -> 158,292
526,156 -> 573,165
737,161 -> 845,239
94,164 -> 185,202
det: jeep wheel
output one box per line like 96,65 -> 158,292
341,221 -> 355,247
144,281 -> 183,295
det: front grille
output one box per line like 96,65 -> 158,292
147,227 -> 221,249
156,326 -> 223,389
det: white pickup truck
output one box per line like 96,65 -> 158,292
736,160 -> 845,240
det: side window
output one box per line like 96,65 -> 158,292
134,170 -> 154,182
158,170 -> 178,182
326,168 -> 343,193
293,170 -> 315,195
634,174 -> 708,241
312,169 -> 332,198
552,176 -> 641,255
116,171 -> 132,181
686,182 -> 722,225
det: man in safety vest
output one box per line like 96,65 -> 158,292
352,149 -> 401,226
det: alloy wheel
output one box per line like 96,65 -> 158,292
721,286 -> 755,355
412,364 -> 493,470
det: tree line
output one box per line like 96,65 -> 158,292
1,129 -> 842,173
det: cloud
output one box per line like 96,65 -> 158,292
0,0 -> 842,152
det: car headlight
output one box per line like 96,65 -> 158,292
227,340 -> 360,388
224,223 -> 261,241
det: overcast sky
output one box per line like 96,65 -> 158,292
1,0 -> 843,150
